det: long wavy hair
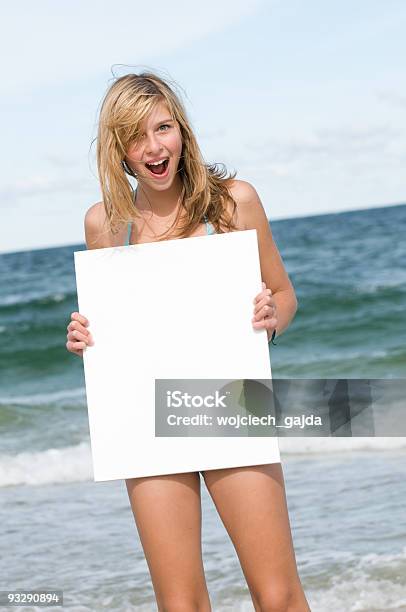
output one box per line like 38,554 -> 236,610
95,71 -> 239,241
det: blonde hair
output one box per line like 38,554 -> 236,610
96,71 -> 239,240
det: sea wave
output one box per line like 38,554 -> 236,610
279,437 -> 406,456
1,438 -> 406,487
0,290 -> 70,308
305,546 -> 406,612
0,441 -> 92,487
0,387 -> 86,407
10,547 -> 406,611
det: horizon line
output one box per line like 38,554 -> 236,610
1,200 -> 405,257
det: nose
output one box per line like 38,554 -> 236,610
145,131 -> 163,156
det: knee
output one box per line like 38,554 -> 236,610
159,605 -> 195,612
253,582 -> 305,612
158,595 -> 210,612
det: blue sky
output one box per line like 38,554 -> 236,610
1,0 -> 405,253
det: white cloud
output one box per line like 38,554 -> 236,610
376,90 -> 406,108
1,174 -> 92,207
242,123 -> 402,165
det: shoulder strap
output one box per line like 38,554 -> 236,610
126,222 -> 132,246
203,215 -> 215,235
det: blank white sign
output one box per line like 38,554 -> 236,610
74,229 -> 280,481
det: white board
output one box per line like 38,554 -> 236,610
74,230 -> 280,481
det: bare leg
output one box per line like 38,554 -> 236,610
201,463 -> 311,612
126,471 -> 211,611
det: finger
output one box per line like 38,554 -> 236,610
67,339 -> 87,350
67,320 -> 90,335
253,296 -> 276,315
71,312 -> 89,326
71,347 -> 84,357
67,330 -> 93,344
66,340 -> 86,354
67,322 -> 94,345
264,317 -> 278,330
252,305 -> 273,322
253,282 -> 267,304
252,317 -> 277,329
253,287 -> 273,305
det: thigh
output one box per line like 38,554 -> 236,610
200,463 -> 303,604
125,471 -> 210,607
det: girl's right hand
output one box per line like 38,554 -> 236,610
66,312 -> 94,357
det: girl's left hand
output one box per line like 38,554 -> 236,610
252,282 -> 278,340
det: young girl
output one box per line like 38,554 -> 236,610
66,72 -> 310,612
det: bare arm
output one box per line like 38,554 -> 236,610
84,202 -> 108,250
230,180 -> 298,339
66,202 -> 106,356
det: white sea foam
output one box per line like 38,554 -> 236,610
279,436 -> 406,455
0,387 -> 86,406
305,546 -> 406,612
10,547 -> 406,611
216,547 -> 406,611
9,547 -> 406,611
307,577 -> 406,612
1,437 -> 406,488
0,290 -> 67,307
355,275 -> 406,294
0,441 -> 92,487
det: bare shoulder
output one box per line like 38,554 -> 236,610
228,180 -> 295,296
228,178 -> 258,203
85,201 -> 105,227
227,179 -> 267,230
84,201 -> 111,249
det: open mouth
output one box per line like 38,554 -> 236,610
144,158 -> 169,176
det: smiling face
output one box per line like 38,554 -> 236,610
124,100 -> 183,192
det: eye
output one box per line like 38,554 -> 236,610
158,124 -> 171,132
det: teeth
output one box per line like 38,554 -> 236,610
146,158 -> 168,166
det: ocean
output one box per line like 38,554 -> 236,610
1,203 -> 405,611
